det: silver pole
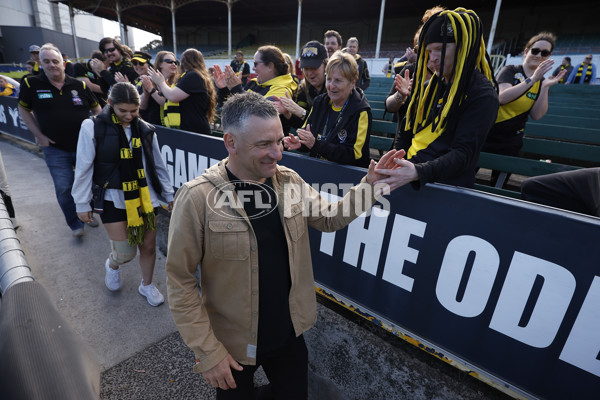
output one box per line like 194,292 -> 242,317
171,0 -> 177,55
375,0 -> 386,58
487,0 -> 502,51
228,1 -> 232,58
295,0 -> 302,60
68,3 -> 80,59
115,1 -> 125,43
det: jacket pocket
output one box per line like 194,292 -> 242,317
208,220 -> 250,260
284,203 -> 306,242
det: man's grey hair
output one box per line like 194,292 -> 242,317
347,37 -> 359,45
221,92 -> 278,134
39,44 -> 63,62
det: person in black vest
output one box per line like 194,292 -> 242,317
284,51 -> 372,168
72,82 -> 174,306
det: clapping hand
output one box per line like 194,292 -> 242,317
114,71 -> 129,83
148,67 -> 166,86
293,124 -> 316,149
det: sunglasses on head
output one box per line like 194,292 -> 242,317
530,48 -> 551,57
163,59 -> 178,65
104,47 -> 116,54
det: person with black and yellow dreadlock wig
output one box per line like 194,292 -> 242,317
382,8 -> 499,189
72,82 -> 174,307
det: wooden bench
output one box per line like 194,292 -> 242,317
536,114 -> 600,129
524,122 -> 600,144
475,153 -> 581,199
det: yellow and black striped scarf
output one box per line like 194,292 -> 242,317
574,63 -> 592,84
113,113 -> 156,245
558,64 -> 570,84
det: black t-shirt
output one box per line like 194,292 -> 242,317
100,59 -> 138,87
18,74 -> 99,152
176,71 -> 212,134
226,167 -> 295,356
230,60 -> 251,85
73,61 -> 108,107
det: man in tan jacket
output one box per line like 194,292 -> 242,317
166,91 -> 403,399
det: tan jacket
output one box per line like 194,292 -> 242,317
166,159 -> 378,373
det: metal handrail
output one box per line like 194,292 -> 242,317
0,197 -> 33,295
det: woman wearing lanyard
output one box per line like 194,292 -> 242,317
483,32 -> 566,160
284,51 -> 371,168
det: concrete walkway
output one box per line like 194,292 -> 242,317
0,136 -> 510,400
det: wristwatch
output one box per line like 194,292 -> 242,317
301,109 -> 307,119
149,88 -> 157,95
525,78 -> 532,85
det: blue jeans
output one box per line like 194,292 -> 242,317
42,146 -> 84,231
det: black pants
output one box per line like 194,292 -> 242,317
521,168 -> 600,217
216,335 -> 308,400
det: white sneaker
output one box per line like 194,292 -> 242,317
105,259 -> 121,291
138,280 -> 164,307
72,227 -> 85,237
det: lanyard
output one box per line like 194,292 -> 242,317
321,97 -> 350,140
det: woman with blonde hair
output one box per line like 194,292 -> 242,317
149,48 -> 216,134
284,50 -> 371,167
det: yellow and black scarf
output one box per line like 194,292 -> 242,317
558,64 -> 570,84
113,113 -> 156,245
386,60 -> 393,77
574,63 -> 592,84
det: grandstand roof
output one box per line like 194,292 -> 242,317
63,0 -> 593,37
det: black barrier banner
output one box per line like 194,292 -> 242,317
156,126 -> 600,399
0,97 -> 36,144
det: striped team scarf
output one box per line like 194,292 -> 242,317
113,112 -> 156,245
574,63 -> 592,84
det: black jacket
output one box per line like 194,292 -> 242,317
302,87 -> 371,168
395,69 -> 499,188
92,106 -> 162,192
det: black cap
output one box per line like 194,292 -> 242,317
132,51 -> 152,63
424,15 -> 456,45
300,41 -> 327,69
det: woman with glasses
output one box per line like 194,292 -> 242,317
149,48 -> 216,135
483,32 -> 567,173
90,37 -> 138,87
213,45 -> 298,132
126,51 -> 162,126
